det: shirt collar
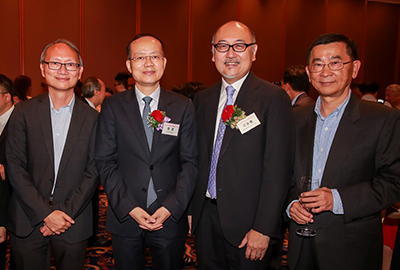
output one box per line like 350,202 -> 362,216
292,92 -> 305,106
314,90 -> 352,120
0,105 -> 14,126
49,94 -> 75,113
135,85 -> 161,104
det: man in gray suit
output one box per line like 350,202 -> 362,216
6,39 -> 98,270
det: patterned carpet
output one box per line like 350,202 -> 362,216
5,190 -> 198,270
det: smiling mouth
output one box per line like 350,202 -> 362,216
224,59 -> 240,66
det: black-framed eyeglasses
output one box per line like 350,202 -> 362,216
130,54 -> 164,62
308,60 -> 352,73
43,61 -> 81,71
213,43 -> 255,53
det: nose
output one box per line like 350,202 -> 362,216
58,64 -> 69,74
320,64 -> 332,76
144,56 -> 154,67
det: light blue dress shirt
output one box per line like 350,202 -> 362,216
50,94 -> 75,196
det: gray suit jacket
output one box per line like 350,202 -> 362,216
288,95 -> 400,270
6,94 -> 98,243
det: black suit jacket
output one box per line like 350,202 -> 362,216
288,95 -> 400,270
95,88 -> 197,239
191,72 -> 295,246
0,110 -> 12,227
6,94 -> 99,243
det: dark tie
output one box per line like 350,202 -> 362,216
142,96 -> 157,207
207,85 -> 235,198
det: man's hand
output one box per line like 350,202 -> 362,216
187,215 -> 192,235
40,223 -> 56,237
43,210 -> 74,235
300,187 -> 333,214
238,229 -> 270,261
150,206 -> 171,230
0,164 -> 5,181
129,207 -> 162,231
289,201 -> 314,224
0,227 -> 6,243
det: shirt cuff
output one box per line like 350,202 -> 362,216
286,200 -> 299,219
331,188 -> 344,214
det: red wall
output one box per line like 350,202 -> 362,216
1,0 -> 399,98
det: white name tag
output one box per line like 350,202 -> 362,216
162,122 -> 180,136
237,113 -> 261,134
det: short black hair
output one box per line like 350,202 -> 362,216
283,65 -> 309,93
0,74 -> 14,98
126,33 -> 165,59
114,72 -> 130,90
359,82 -> 379,95
307,33 -> 358,64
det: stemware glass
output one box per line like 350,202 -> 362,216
296,176 -> 317,237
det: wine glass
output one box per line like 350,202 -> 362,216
296,176 -> 317,237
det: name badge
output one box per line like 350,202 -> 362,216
162,122 -> 180,136
237,113 -> 261,134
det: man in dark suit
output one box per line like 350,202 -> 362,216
6,39 -> 99,270
281,65 -> 315,108
0,74 -> 15,270
191,21 -> 294,270
287,33 -> 400,270
82,76 -> 106,112
95,34 -> 197,270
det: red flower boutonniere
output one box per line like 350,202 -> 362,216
221,105 -> 246,129
147,110 -> 171,131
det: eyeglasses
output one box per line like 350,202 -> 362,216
43,61 -> 81,71
308,60 -> 352,73
130,54 -> 164,62
213,43 -> 255,53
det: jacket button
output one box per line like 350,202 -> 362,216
142,188 -> 147,193
150,165 -> 154,170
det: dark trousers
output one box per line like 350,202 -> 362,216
10,226 -> 87,270
112,228 -> 186,270
0,241 -> 5,270
195,199 -> 271,270
295,237 -> 320,270
391,225 -> 400,270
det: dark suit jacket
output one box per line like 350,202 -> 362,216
6,94 -> 99,243
0,111 -> 12,227
191,72 -> 295,246
292,92 -> 315,108
95,88 -> 197,239
288,95 -> 400,270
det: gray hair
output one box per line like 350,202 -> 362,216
386,84 -> 400,93
82,77 -> 100,98
40,39 -> 83,66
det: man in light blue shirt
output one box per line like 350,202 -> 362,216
287,33 -> 400,270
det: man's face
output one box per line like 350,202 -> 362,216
40,43 -> 83,92
306,42 -> 360,100
385,89 -> 400,107
212,22 -> 257,84
126,36 -> 166,90
95,79 -> 107,106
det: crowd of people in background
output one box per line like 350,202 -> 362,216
0,20 -> 400,270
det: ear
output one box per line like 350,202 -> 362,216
40,63 -> 46,78
126,60 -> 132,73
163,56 -> 167,69
77,66 -> 84,80
4,93 -> 11,104
251,44 -> 258,61
305,66 -> 311,82
211,46 -> 215,62
351,60 -> 361,79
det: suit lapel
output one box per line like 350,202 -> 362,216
321,95 -> 361,187
38,95 -> 54,169
152,88 -> 172,151
57,98 -> 85,180
204,83 -> 221,159
123,89 -> 151,158
219,72 -> 257,159
298,109 -> 317,177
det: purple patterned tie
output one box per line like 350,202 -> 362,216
207,85 -> 235,199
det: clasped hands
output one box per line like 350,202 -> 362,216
129,206 -> 171,231
40,210 -> 75,237
289,187 -> 334,225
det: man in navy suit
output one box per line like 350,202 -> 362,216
96,34 -> 197,270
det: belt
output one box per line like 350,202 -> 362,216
205,197 -> 217,205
